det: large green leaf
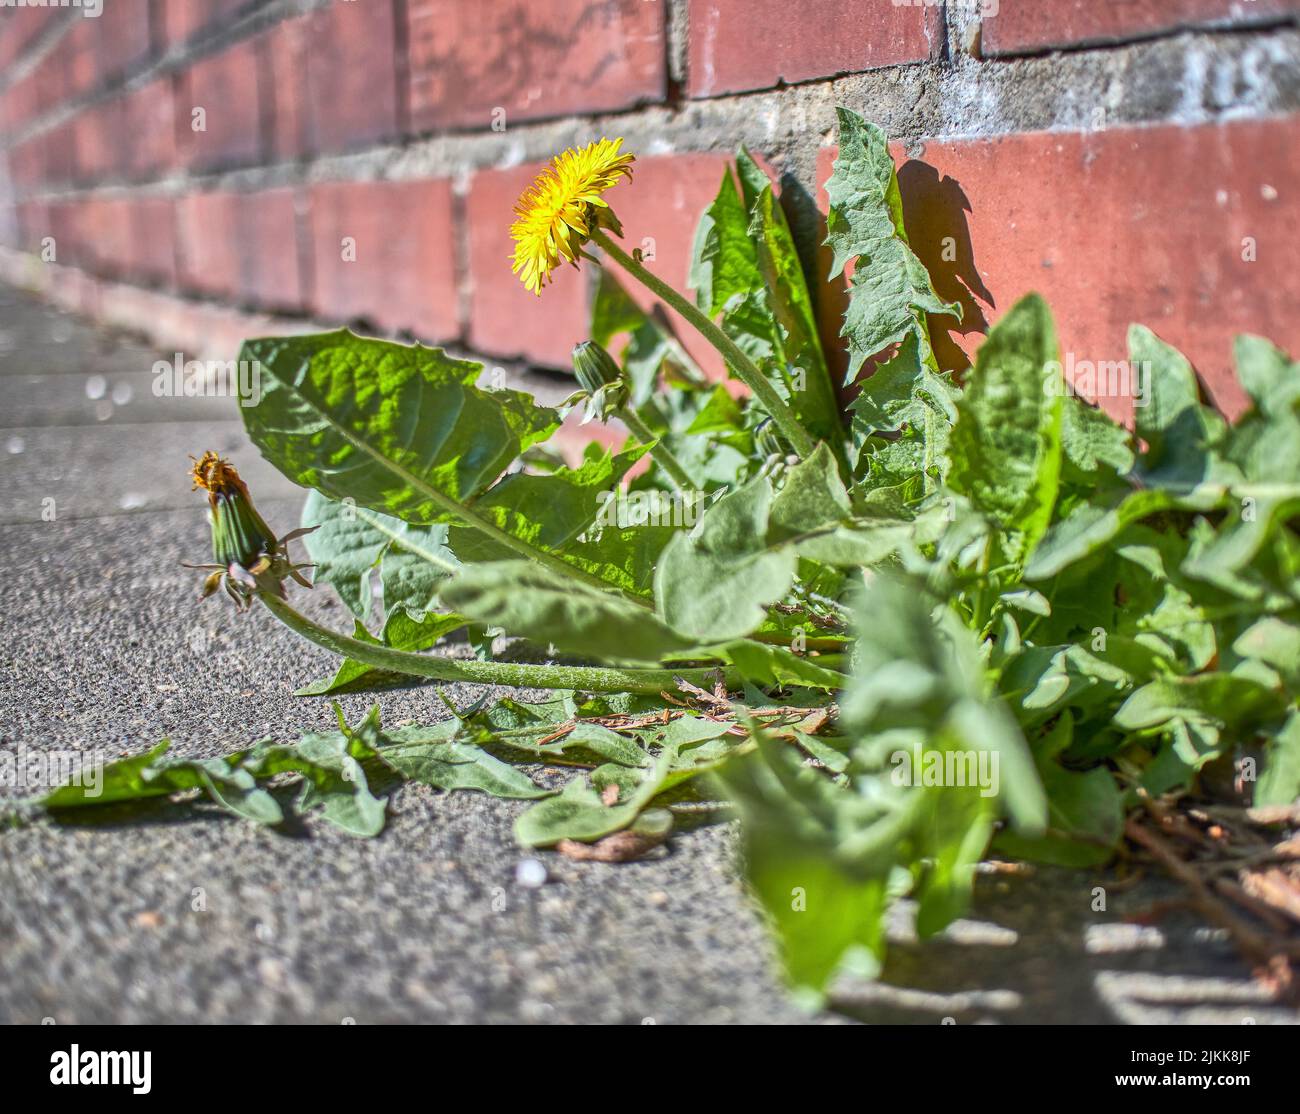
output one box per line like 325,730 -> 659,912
239,330 -> 622,594
825,108 -> 960,382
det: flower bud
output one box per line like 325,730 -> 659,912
570,341 -> 629,424
572,341 -> 623,396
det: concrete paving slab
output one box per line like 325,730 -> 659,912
1,370 -> 239,428
0,422 -> 303,523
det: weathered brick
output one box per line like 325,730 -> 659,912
176,192 -> 237,296
36,35 -> 69,107
816,117 -> 1300,418
177,40 -> 264,170
78,196 -> 135,276
62,17 -> 101,98
262,15 -> 309,161
177,189 -> 304,310
94,0 -> 154,82
14,201 -> 51,253
303,0 -> 398,153
119,79 -> 177,179
72,99 -> 125,183
982,0 -> 1300,56
407,0 -> 665,133
0,70 -> 42,138
687,0 -> 938,98
466,152 -> 728,371
127,197 -> 178,285
46,203 -> 85,264
49,122 -> 79,185
7,138 -> 46,191
308,179 -> 459,341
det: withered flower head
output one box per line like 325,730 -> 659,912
187,452 -> 315,608
190,451 -> 277,572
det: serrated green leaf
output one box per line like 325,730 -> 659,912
381,725 -> 549,799
825,109 -> 960,382
948,293 -> 1063,563
239,330 -> 625,596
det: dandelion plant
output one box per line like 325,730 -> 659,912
27,109 -> 1298,1000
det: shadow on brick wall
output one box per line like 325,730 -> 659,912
897,159 -> 992,381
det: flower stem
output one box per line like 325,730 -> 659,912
590,228 -> 817,460
258,591 -> 739,695
615,405 -> 698,493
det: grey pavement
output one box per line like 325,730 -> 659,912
0,283 -> 1294,1024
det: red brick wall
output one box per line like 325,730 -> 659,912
1,0 -> 1297,416
983,0 -> 1300,55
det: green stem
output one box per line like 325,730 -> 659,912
616,406 -> 698,493
259,591 -> 739,696
590,228 -> 817,460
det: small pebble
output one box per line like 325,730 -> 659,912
515,859 -> 547,889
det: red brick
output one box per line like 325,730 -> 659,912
816,118 -> 1300,419
177,189 -> 304,310
303,0 -> 398,153
72,99 -> 125,183
36,36 -> 69,107
262,16 -> 309,161
407,0 -> 665,133
127,197 -> 178,285
466,152 -> 729,370
7,139 -> 46,191
14,201 -> 51,253
162,0 -> 248,48
94,0 -> 154,81
62,17 -> 101,98
46,203 -> 85,263
177,192 -> 238,296
983,0 -> 1300,56
1,71 -> 42,138
178,40 -> 264,170
687,0 -> 938,98
308,179 -> 459,341
78,196 -> 135,275
119,79 -> 177,179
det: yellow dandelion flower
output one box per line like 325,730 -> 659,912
510,138 -> 635,295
